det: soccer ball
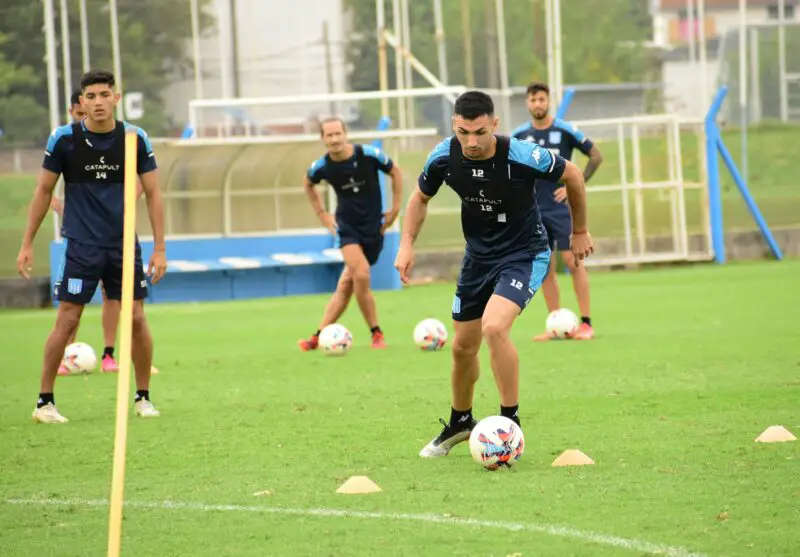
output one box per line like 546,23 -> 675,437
62,342 -> 98,374
318,324 -> 353,356
469,416 -> 525,470
413,318 -> 448,351
545,308 -> 580,339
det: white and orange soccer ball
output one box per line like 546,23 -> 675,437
413,318 -> 448,351
545,308 -> 580,339
469,416 -> 525,470
62,342 -> 98,374
319,324 -> 353,356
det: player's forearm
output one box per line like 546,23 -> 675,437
562,164 -> 588,232
304,184 -> 327,219
145,188 -> 166,251
390,168 -> 403,212
583,146 -> 603,183
22,185 -> 55,247
400,190 -> 429,246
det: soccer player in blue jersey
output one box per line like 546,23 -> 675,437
49,91 -> 160,376
395,91 -> 593,457
512,82 -> 604,341
17,70 -> 167,423
299,117 -> 403,351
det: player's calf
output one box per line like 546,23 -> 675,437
130,302 -> 157,417
482,295 -> 523,425
40,304 -> 82,395
561,251 -> 593,340
419,321 -> 481,458
450,321 -> 482,409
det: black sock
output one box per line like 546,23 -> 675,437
581,316 -> 592,327
449,407 -> 473,427
135,390 -> 149,402
37,393 -> 54,408
370,326 -> 382,335
103,346 -> 114,358
313,330 -> 321,338
501,405 -> 520,426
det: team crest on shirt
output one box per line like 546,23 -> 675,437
549,131 -> 562,144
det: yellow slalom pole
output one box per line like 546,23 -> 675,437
107,129 -> 138,557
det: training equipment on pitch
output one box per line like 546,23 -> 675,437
545,308 -> 580,339
413,318 -> 448,351
62,342 -> 98,374
319,324 -> 353,356
468,416 -> 525,470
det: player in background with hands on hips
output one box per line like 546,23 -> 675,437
512,82 -> 603,340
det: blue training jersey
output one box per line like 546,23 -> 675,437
418,135 -> 566,261
512,117 -> 593,216
307,144 -> 394,238
43,120 -> 157,247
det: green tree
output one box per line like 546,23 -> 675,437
342,0 -> 652,93
0,32 -> 47,145
0,0 -> 214,143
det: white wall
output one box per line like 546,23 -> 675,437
162,0 -> 348,128
662,58 -> 720,118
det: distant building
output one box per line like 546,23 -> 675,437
163,0 -> 350,134
652,0 -> 798,118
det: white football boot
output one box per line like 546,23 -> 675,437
134,399 -> 160,418
419,417 -> 477,457
32,402 -> 69,424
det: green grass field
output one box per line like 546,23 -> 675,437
1,260 -> 799,556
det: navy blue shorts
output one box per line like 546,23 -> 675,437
339,233 -> 384,266
541,211 -> 572,252
451,250 -> 551,322
55,239 -> 148,305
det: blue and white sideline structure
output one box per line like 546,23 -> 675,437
704,85 -> 784,263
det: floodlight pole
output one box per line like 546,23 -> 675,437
495,0 -> 512,132
698,0 -> 708,116
79,0 -> 91,72
433,0 -> 450,129
109,0 -> 126,120
391,0 -> 407,130
778,0 -> 788,122
738,0 -> 747,188
190,0 -> 204,100
60,0 -> 73,122
376,0 -> 390,117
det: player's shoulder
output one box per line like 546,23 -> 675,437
45,123 -> 75,152
359,143 -> 383,159
511,122 -> 534,139
308,154 -> 327,175
123,121 -> 152,142
508,136 -> 552,169
552,118 -> 586,139
423,136 -> 452,171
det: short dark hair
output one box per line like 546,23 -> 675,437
454,91 -> 494,120
69,91 -> 82,106
526,82 -> 550,97
80,69 -> 115,90
319,116 -> 346,136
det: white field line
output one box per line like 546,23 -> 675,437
5,497 -> 707,557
